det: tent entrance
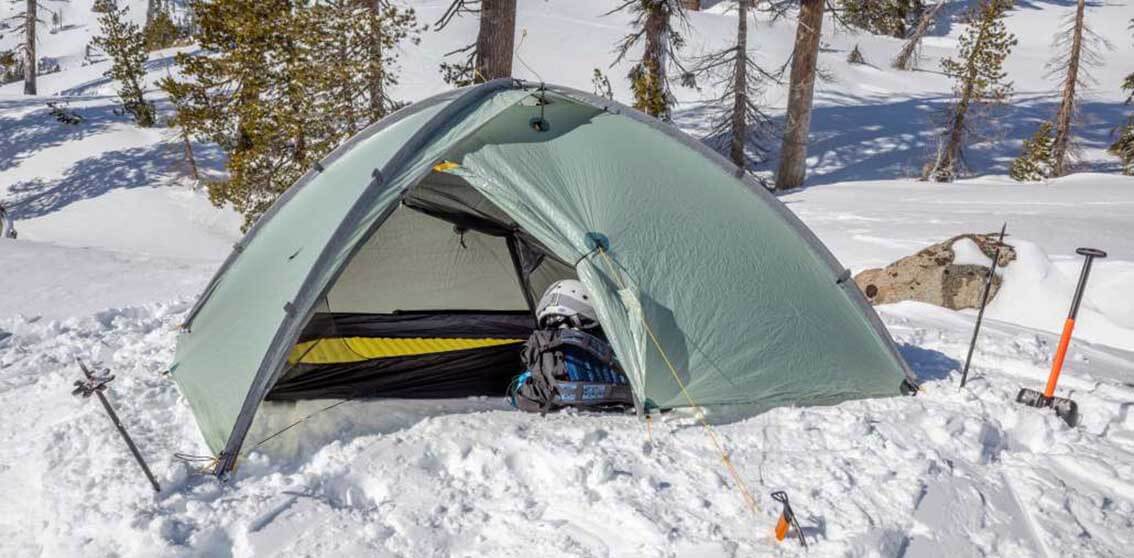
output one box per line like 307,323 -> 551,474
265,170 -> 573,401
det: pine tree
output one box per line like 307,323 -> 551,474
925,0 -> 1016,183
838,0 -> 923,39
143,8 -> 181,51
775,0 -> 825,190
435,0 -> 515,86
610,0 -> 691,120
1047,0 -> 1107,177
893,0 -> 945,70
1111,69 -> 1134,175
161,0 -> 307,227
1010,121 -> 1055,181
93,0 -> 155,127
690,0 -> 777,170
162,0 -> 419,228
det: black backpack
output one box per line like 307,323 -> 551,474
510,328 -> 634,414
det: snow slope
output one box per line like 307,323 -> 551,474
2,0 -> 1134,556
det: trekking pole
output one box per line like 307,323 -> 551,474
72,358 -> 162,493
1015,247 -> 1107,427
959,223 -> 1007,388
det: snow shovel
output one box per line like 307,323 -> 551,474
1016,247 -> 1107,427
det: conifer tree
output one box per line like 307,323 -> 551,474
775,0 -> 825,190
143,8 -> 180,51
926,0 -> 1016,183
1046,0 -> 1106,177
163,0 -> 420,228
893,0 -> 945,70
93,0 -> 155,127
610,0 -> 691,119
837,0 -> 923,39
690,0 -> 777,169
1010,121 -> 1055,181
1111,70 -> 1134,175
162,0 -> 308,226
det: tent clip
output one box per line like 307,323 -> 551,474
283,302 -> 296,316
835,268 -> 852,285
312,161 -> 324,173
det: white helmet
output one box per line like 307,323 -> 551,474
536,279 -> 598,329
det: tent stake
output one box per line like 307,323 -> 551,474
73,359 -> 161,493
959,223 -> 1007,389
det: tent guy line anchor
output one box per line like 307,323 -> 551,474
73,358 -> 161,493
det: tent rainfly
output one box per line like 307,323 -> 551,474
171,79 -> 918,476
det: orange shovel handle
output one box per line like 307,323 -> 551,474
1044,319 -> 1076,398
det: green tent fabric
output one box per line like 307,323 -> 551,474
171,80 -> 916,475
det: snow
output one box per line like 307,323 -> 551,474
950,237 -> 994,268
2,0 -> 1134,556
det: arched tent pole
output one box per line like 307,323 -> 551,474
215,79 -> 526,476
182,88 -> 468,333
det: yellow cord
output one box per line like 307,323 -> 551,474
595,247 -> 760,516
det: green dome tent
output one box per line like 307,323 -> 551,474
171,79 -> 916,475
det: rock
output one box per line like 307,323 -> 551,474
854,233 -> 1016,310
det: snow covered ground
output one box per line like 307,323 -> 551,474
2,0 -> 1134,556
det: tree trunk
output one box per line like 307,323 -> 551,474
474,0 -> 516,82
682,0 -> 701,10
640,2 -> 668,117
729,0 -> 748,167
1051,0 -> 1085,177
24,0 -> 36,95
893,0 -> 946,70
774,0 -> 824,191
367,0 -> 386,121
182,128 -> 199,181
930,12 -> 990,182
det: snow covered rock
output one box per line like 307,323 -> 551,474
855,234 -> 1016,310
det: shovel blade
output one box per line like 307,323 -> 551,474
1016,388 -> 1078,427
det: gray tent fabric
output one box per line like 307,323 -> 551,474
171,80 -> 916,474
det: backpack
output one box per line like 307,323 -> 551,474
509,328 -> 634,414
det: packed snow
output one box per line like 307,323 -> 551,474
2,0 -> 1134,556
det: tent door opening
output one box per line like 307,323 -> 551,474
265,170 -> 575,401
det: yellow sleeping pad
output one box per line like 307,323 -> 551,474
288,336 -> 523,365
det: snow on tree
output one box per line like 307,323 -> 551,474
690,0 -> 778,170
892,0 -> 945,71
775,0 -> 825,190
609,0 -> 692,120
925,0 -> 1016,183
435,0 -> 516,86
1010,121 -> 1055,182
162,0 -> 419,229
93,0 -> 155,127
